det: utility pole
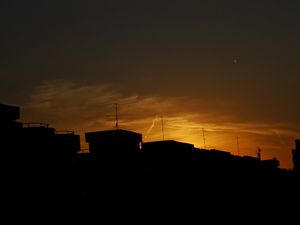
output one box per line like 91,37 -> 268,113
202,128 -> 206,149
161,116 -> 165,140
257,147 -> 261,160
115,103 -> 119,129
237,136 -> 240,156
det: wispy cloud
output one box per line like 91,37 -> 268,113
21,79 -> 300,168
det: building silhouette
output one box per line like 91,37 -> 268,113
0,103 -> 22,196
54,131 -> 81,197
84,129 -> 143,198
85,129 -> 142,158
0,103 -> 81,202
1,102 -> 299,204
142,140 -> 194,192
292,139 -> 300,172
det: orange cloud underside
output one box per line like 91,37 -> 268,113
21,80 -> 299,169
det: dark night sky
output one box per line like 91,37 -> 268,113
1,0 -> 300,168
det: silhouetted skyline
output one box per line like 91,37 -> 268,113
1,1 -> 300,168
2,102 -> 300,204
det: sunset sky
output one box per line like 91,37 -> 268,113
1,1 -> 300,168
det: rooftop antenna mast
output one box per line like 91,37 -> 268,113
237,136 -> 240,156
115,103 -> 119,129
202,128 -> 206,149
161,116 -> 165,140
257,147 -> 261,160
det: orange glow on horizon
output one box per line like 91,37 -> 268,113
75,114 -> 295,169
21,80 -> 299,170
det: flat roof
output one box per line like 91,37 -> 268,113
85,129 -> 142,142
0,103 -> 20,121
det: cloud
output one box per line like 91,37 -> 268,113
22,80 -> 200,130
23,79 -> 300,138
21,79 -> 300,168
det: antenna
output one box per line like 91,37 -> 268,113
202,128 -> 206,149
115,103 -> 119,129
257,147 -> 261,160
236,136 -> 240,156
161,116 -> 165,140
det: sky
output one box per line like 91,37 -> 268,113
1,0 -> 300,168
